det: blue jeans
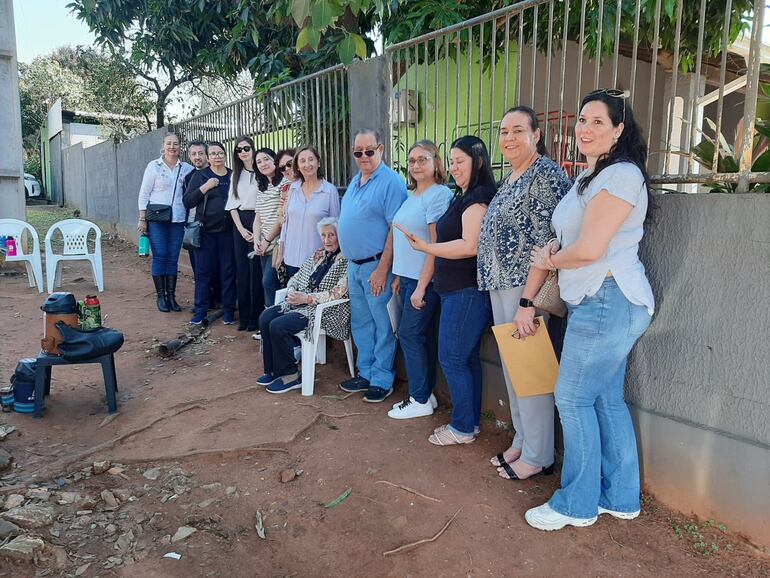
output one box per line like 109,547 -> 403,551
193,229 -> 236,318
348,259 -> 397,390
398,277 -> 440,404
549,278 -> 652,519
438,287 -> 492,435
260,254 -> 280,307
147,221 -> 184,276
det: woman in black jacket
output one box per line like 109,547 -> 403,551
183,141 -> 237,325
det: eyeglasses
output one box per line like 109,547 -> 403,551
209,151 -> 226,157
511,318 -> 541,340
353,148 -> 378,158
279,161 -> 293,171
235,145 -> 253,154
407,155 -> 433,167
587,88 -> 630,122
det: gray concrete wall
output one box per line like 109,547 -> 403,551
49,133 -> 63,206
348,55 -> 392,168
62,143 -> 86,213
83,139 -> 119,223
0,0 -> 24,220
115,129 -> 165,242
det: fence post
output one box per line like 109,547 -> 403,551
736,0 -> 766,192
347,56 -> 392,173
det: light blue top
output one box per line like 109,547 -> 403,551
280,179 -> 341,267
338,163 -> 407,261
138,157 -> 193,223
552,162 -> 655,315
392,184 -> 452,280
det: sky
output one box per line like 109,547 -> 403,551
13,0 -> 97,63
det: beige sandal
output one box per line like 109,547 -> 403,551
428,427 -> 475,446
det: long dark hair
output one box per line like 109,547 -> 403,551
577,91 -> 654,221
503,106 -> 548,156
450,135 -> 497,194
231,136 -> 255,200
255,147 -> 282,191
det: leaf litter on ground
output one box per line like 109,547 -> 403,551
323,487 -> 352,509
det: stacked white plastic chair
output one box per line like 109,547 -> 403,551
0,218 -> 44,292
274,288 -> 355,396
44,218 -> 104,293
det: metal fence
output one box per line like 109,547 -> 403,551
172,64 -> 352,188
385,0 -> 769,191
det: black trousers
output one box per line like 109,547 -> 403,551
232,210 -> 264,326
259,306 -> 308,377
193,229 -> 236,318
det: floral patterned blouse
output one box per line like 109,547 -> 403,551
477,155 -> 572,290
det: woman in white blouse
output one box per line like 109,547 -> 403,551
521,89 -> 654,531
225,137 -> 262,331
137,132 -> 193,312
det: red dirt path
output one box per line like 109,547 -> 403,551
0,237 -> 768,577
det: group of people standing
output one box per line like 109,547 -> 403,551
137,88 -> 655,533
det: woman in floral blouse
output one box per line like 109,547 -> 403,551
256,217 -> 349,394
477,106 -> 571,480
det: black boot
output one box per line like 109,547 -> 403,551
165,275 -> 182,312
153,275 -> 169,312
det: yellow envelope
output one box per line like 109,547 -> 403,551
491,317 -> 559,398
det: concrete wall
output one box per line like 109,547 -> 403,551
83,140 -> 119,222
0,0 -> 25,220
49,133 -> 63,205
59,128 -> 166,241
348,55 -> 392,167
62,143 -> 86,213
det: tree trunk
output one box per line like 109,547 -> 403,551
155,100 -> 165,128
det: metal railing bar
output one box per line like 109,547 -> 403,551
712,0 -> 733,173
646,0 -> 662,152
629,0 -> 641,108
544,0 -> 554,147
612,0 -> 622,87
594,0 -> 604,89
663,0 -> 683,175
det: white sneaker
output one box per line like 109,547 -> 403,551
598,506 -> 640,520
525,503 -> 597,531
388,397 -> 434,419
392,393 -> 437,410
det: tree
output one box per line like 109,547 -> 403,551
18,47 -> 155,177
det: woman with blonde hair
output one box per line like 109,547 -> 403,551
388,140 -> 452,419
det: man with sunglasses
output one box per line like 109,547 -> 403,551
184,141 -> 221,309
338,128 -> 407,403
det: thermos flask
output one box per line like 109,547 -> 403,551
138,234 -> 150,257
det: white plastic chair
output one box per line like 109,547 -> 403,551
0,218 -> 44,292
275,288 -> 355,396
44,219 -> 104,293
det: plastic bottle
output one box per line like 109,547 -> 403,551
5,238 -> 17,257
138,234 -> 150,257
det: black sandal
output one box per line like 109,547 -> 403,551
498,462 -> 556,481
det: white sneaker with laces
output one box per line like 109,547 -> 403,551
598,506 -> 640,520
387,396 -> 434,419
392,393 -> 437,410
525,503 -> 597,531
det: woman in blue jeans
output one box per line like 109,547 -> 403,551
137,132 -> 193,312
520,90 -> 655,530
389,140 -> 452,420
397,135 -> 496,445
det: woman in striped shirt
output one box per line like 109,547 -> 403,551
252,147 -> 286,308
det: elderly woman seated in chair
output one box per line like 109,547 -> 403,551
257,217 -> 350,393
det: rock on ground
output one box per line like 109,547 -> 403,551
0,535 -> 45,562
1,504 -> 55,528
0,519 -> 22,539
171,526 -> 197,543
0,448 -> 12,471
3,494 -> 24,510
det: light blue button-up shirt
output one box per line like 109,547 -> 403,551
280,179 -> 341,268
138,157 -> 193,223
338,163 -> 407,261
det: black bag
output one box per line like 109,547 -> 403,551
56,321 -> 124,362
183,192 -> 208,251
145,165 -> 181,223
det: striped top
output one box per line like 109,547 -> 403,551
255,178 -> 286,252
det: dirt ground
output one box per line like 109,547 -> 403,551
1,218 -> 769,577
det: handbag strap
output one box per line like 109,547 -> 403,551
197,189 -> 209,224
170,164 -> 181,207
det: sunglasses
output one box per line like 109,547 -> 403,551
235,145 -> 253,154
587,88 -> 630,122
511,318 -> 541,340
353,148 -> 378,158
279,161 -> 293,171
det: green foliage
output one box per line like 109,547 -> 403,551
669,516 -> 732,557
18,46 -> 153,171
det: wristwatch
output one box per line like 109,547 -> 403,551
519,298 -> 535,308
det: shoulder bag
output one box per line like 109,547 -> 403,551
183,189 -> 208,251
532,236 -> 567,318
145,165 -> 181,222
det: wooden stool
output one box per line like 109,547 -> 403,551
33,352 -> 118,418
